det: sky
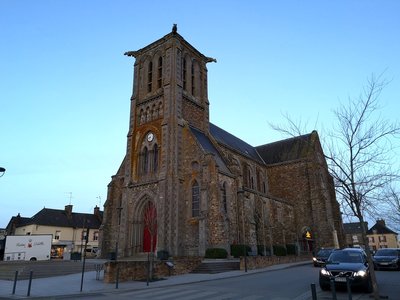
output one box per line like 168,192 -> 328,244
1,0 -> 399,228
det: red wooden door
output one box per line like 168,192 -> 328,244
143,202 -> 157,252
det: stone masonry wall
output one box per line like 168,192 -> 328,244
240,254 -> 312,270
104,257 -> 202,283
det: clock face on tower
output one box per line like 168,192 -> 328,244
147,132 -> 154,142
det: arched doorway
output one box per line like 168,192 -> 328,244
143,201 -> 157,252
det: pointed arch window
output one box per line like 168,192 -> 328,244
192,180 -> 200,217
183,58 -> 187,91
157,57 -> 162,89
191,62 -> 195,95
147,61 -> 153,93
142,147 -> 148,174
222,182 -> 227,212
153,144 -> 158,172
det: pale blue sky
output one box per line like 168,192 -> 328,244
1,1 -> 399,227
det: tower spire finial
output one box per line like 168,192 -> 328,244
172,24 -> 177,34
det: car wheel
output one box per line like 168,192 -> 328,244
319,283 -> 330,291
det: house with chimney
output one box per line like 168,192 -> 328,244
367,219 -> 398,251
343,222 -> 368,248
5,205 -> 103,259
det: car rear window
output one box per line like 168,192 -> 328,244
375,249 -> 398,256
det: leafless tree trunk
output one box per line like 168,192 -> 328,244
324,74 -> 400,299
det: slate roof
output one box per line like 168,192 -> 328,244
367,221 -> 398,235
12,208 -> 102,230
209,123 -> 264,164
193,124 -> 321,173
6,215 -> 31,232
343,222 -> 368,234
255,132 -> 315,164
190,126 -> 231,175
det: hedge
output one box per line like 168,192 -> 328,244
230,244 -> 251,258
205,248 -> 228,259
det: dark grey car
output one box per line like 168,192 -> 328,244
313,248 -> 336,267
373,248 -> 400,270
319,248 -> 372,293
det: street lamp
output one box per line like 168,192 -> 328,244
0,167 -> 5,177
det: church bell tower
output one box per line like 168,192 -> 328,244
102,25 -> 217,257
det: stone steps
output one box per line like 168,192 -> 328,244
191,259 -> 240,274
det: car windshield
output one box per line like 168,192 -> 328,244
317,249 -> 333,257
375,249 -> 398,256
328,251 -> 363,263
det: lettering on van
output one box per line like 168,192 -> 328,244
15,240 -> 45,247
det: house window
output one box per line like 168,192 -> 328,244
82,230 -> 88,241
157,56 -> 162,89
369,236 -> 375,243
192,181 -> 200,217
147,61 -> 153,93
55,231 -> 61,240
379,236 -> 387,242
93,231 -> 99,241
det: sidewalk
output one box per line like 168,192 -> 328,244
0,261 -> 373,299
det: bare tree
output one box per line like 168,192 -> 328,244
270,74 -> 400,299
324,74 -> 400,299
268,112 -> 312,138
382,185 -> 400,232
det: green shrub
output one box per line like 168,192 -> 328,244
257,245 -> 271,256
286,244 -> 297,255
157,250 -> 169,260
273,245 -> 287,256
205,248 -> 228,259
230,244 -> 251,258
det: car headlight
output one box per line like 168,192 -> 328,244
320,269 -> 330,276
313,257 -> 317,261
392,259 -> 399,263
354,270 -> 367,277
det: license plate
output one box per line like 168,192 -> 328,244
334,277 -> 347,282
379,262 -> 389,265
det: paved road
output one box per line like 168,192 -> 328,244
1,261 -> 399,299
58,264 -> 379,300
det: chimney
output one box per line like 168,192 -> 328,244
377,219 -> 386,227
94,205 -> 102,222
94,205 -> 100,216
65,205 -> 73,216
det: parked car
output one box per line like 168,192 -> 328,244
373,248 -> 400,270
313,248 -> 337,267
319,248 -> 372,293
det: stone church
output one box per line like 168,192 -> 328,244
99,26 -> 344,259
